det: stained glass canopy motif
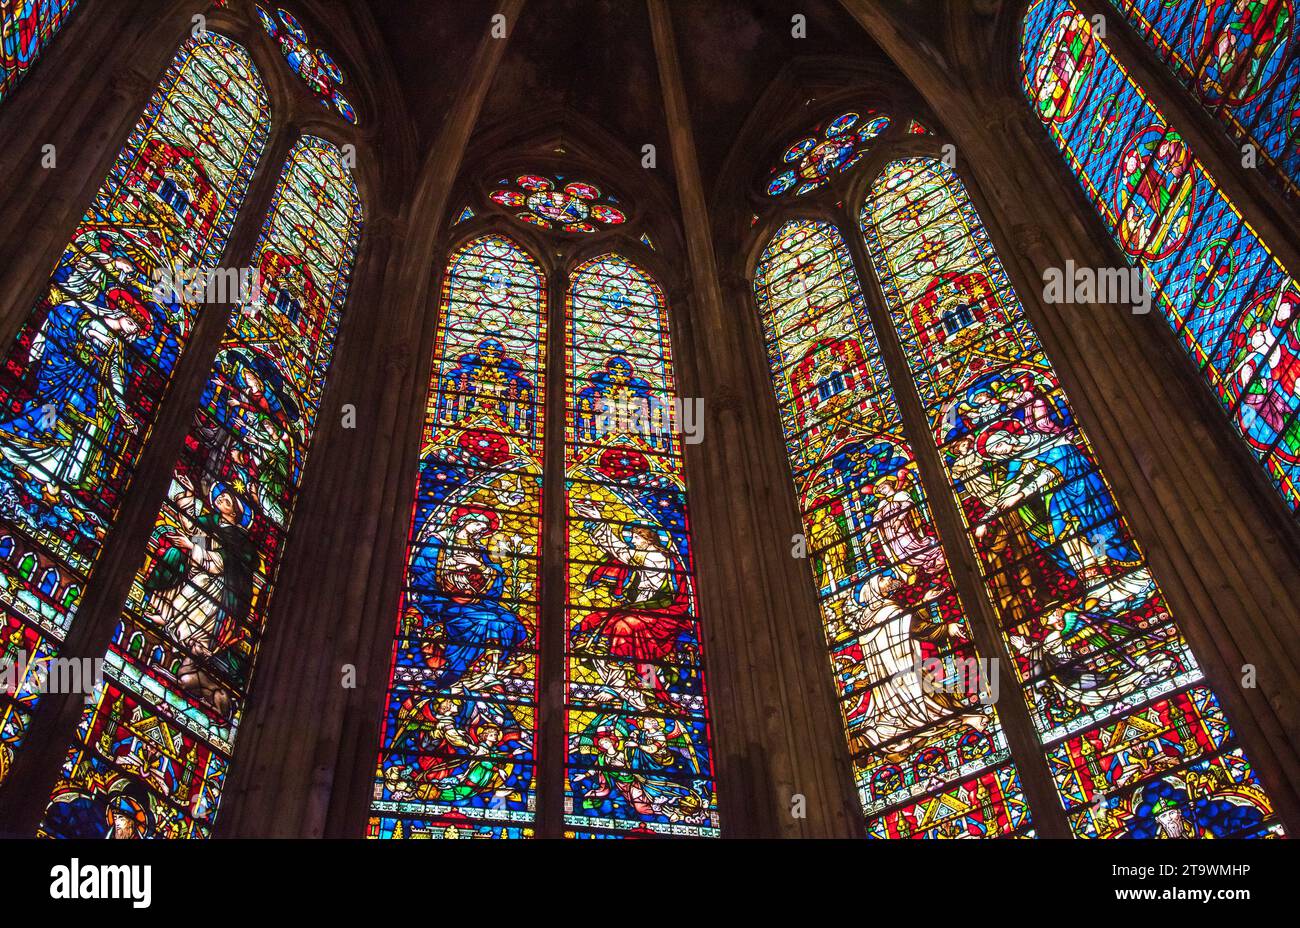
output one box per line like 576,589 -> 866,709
766,109 -> 892,197
257,4 -> 356,124
489,175 -> 628,234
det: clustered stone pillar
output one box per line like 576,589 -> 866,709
648,0 -> 865,837
216,0 -> 530,837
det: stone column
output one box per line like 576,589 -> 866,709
647,0 -> 864,837
215,0 -> 529,838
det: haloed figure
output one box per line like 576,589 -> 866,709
104,795 -> 149,839
143,474 -> 257,716
0,248 -> 150,488
573,498 -> 694,711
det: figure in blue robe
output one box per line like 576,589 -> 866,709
0,249 -> 150,489
979,422 -> 1140,577
408,509 -> 527,692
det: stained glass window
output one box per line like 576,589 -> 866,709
1109,0 -> 1299,202
753,220 -> 1031,838
563,254 -> 718,837
370,235 -> 545,840
489,174 -> 627,234
37,135 -> 362,838
1022,0 -> 1300,512
256,4 -> 356,124
0,32 -> 268,790
0,0 -> 77,104
861,156 -> 1283,838
766,109 -> 892,197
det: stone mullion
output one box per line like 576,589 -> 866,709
0,114 -> 297,836
958,99 -> 1300,831
534,258 -> 570,839
838,197 -> 1074,838
212,212 -> 406,837
649,0 -> 863,837
257,0 -> 528,838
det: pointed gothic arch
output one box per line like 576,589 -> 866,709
0,29 -> 271,801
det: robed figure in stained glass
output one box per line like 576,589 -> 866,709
0,236 -> 153,493
198,348 -> 301,527
408,504 -> 529,692
568,486 -> 711,827
573,498 -> 694,692
563,251 -> 718,835
1,2 -> 47,74
844,571 -> 982,751
1230,284 -> 1300,458
141,474 -> 256,716
384,694 -> 526,806
1195,0 -> 1294,105
1,1 -> 78,101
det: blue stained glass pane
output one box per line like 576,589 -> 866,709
0,0 -> 79,104
1023,0 -> 1300,514
861,155 -> 1284,839
1110,0 -> 1300,202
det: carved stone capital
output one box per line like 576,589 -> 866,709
366,214 -> 408,243
111,66 -> 153,105
979,96 -> 1023,135
1011,221 -> 1049,259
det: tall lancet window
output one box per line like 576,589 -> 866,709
1108,0 -> 1299,203
753,220 -> 1031,838
860,157 -> 1283,839
563,255 -> 718,838
1022,0 -> 1300,513
371,170 -> 719,838
0,33 -> 268,790
0,0 -> 79,104
370,235 -> 545,840
38,135 -> 362,839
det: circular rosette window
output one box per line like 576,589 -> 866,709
765,108 -> 893,197
488,174 -> 629,233
256,4 -> 358,124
